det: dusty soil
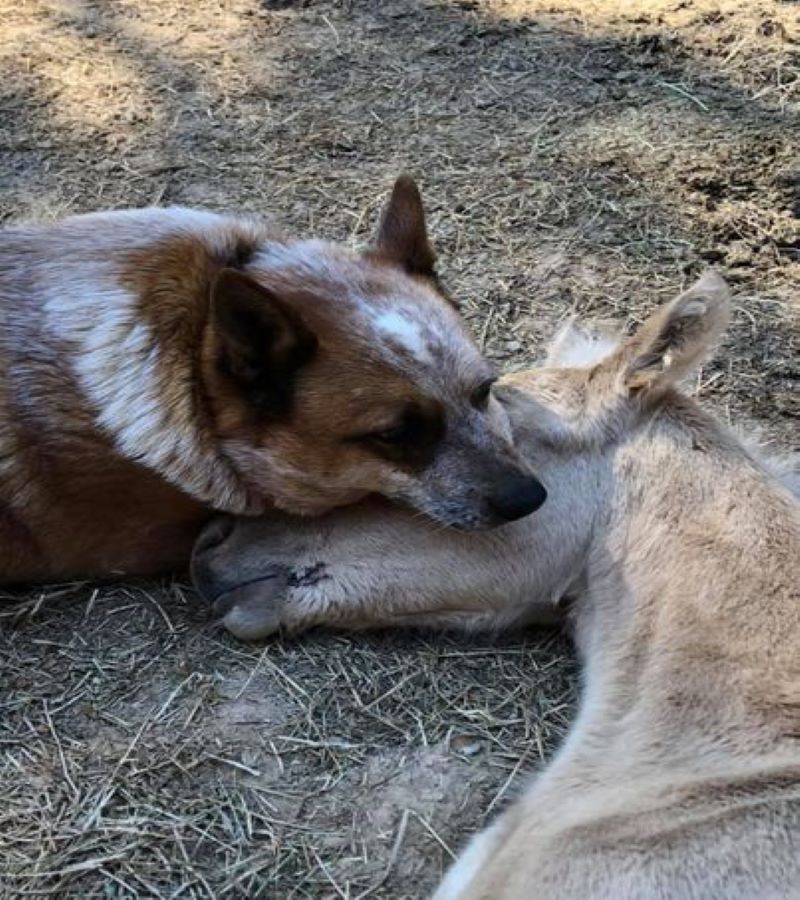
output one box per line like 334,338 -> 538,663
0,0 -> 797,897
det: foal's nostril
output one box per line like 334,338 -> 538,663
488,476 -> 548,523
194,516 -> 236,556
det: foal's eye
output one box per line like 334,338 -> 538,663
471,378 -> 496,409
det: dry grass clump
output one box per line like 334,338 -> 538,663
1,582 -> 574,895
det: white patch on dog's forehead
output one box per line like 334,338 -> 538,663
367,299 -> 485,386
254,239 -> 482,382
368,308 -> 434,362
366,298 -> 487,391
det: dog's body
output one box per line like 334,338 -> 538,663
0,208 -> 226,580
193,275 -> 800,898
0,180 -> 544,582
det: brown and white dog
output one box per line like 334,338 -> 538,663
0,177 -> 544,583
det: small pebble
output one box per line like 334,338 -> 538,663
449,734 -> 484,757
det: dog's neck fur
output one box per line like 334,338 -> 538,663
26,210 -> 268,515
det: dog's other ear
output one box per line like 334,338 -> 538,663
210,269 -> 317,416
370,175 -> 437,278
618,271 -> 731,398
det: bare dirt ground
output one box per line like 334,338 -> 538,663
0,0 -> 798,897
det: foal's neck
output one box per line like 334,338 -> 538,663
575,411 -> 800,775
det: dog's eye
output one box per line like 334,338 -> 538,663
348,417 -> 418,449
471,378 -> 496,409
349,404 -> 446,468
370,422 -> 412,445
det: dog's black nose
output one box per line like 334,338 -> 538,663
488,475 -> 547,522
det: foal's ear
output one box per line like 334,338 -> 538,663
619,271 -> 731,397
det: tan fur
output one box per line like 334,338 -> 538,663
194,273 -> 800,898
0,178 -> 542,581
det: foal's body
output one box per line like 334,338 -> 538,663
435,394 -> 800,899
193,274 -> 800,898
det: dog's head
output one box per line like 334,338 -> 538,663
201,177 -> 545,529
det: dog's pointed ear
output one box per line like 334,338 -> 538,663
618,271 -> 731,397
369,175 -> 437,278
210,269 -> 317,415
